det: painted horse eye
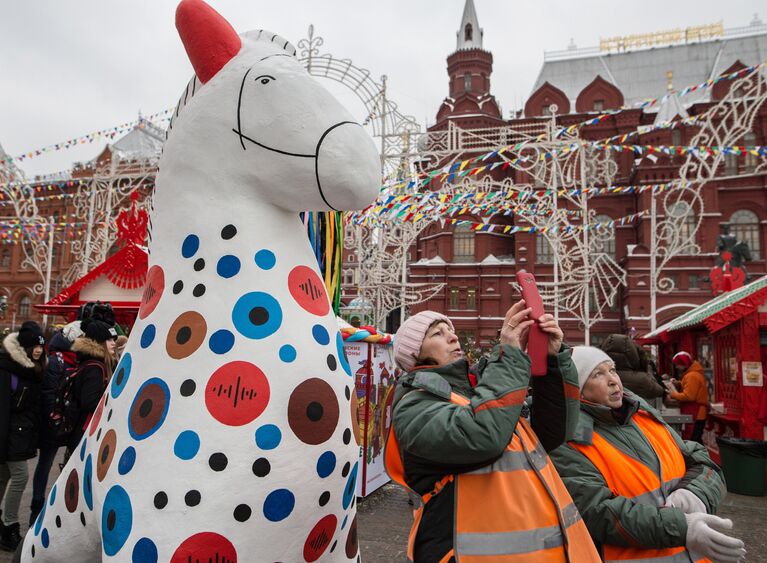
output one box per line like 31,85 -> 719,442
260,78 -> 271,85
255,75 -> 275,85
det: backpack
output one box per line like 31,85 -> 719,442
49,359 -> 104,446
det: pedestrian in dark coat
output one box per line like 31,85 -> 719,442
0,321 -> 46,552
66,319 -> 117,453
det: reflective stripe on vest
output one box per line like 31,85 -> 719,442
571,410 -> 709,563
385,389 -> 601,562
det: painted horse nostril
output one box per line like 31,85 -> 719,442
315,122 -> 380,211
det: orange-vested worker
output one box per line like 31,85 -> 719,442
551,347 -> 745,563
385,303 -> 601,562
667,351 -> 709,443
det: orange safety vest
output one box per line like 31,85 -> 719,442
385,391 -> 601,562
571,410 -> 710,563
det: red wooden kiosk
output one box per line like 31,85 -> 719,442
639,275 -> 767,462
35,193 -> 149,328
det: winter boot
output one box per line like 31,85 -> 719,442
0,522 -> 21,552
29,499 -> 44,527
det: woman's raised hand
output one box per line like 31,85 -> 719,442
500,300 -> 535,350
538,313 -> 564,356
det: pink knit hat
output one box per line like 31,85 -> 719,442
393,311 -> 454,372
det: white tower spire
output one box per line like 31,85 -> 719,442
456,0 -> 483,50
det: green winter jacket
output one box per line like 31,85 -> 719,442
391,343 -> 581,562
549,392 -> 725,556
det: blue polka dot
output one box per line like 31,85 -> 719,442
337,332 -> 351,375
255,424 -> 281,450
80,437 -> 87,461
41,528 -> 49,548
316,451 -> 336,478
132,538 -> 158,563
174,430 -> 200,460
209,329 -> 235,355
111,353 -> 132,399
140,325 -> 156,348
217,255 -> 241,278
312,324 -> 330,345
342,462 -> 358,510
279,345 -> 297,363
49,484 -> 56,506
102,485 -> 133,557
181,234 -> 199,258
118,447 -> 136,475
263,489 -> 295,522
232,292 -> 282,340
255,249 -> 276,270
34,499 -> 46,535
83,455 -> 94,510
128,378 -> 171,441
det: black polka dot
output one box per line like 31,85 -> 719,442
345,386 -> 350,400
154,491 -> 168,509
115,368 -> 125,386
80,512 -> 86,526
101,444 -> 110,463
106,509 -> 116,531
139,399 -> 153,418
343,429 -> 351,445
209,453 -> 228,472
107,409 -> 113,422
96,428 -> 102,441
342,462 -> 350,477
252,458 -> 270,477
173,280 -> 184,294
193,284 -> 206,297
221,225 -> 237,240
180,379 -> 196,397
185,490 -> 201,507
193,258 -> 205,271
31,545 -> 35,557
104,394 -> 109,407
319,491 -> 330,506
330,541 -> 337,553
326,355 -> 337,371
176,326 -> 192,345
55,515 -> 61,528
233,504 -> 251,522
306,401 -> 323,422
249,307 -> 268,326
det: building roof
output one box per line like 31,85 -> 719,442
532,23 -> 767,108
456,0 -> 483,51
110,118 -> 165,161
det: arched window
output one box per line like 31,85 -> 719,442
730,209 -> 760,258
463,72 -> 472,92
342,269 -> 355,285
594,214 -> 616,258
453,224 -> 475,263
464,23 -> 473,42
669,201 -> 696,252
671,128 -> 682,147
18,295 -> 32,318
536,234 -> 554,264
0,249 -> 10,268
743,132 -> 757,173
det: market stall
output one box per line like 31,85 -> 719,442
639,275 -> 767,462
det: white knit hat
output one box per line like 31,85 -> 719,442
571,346 -> 614,390
393,311 -> 454,372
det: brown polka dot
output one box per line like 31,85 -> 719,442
345,515 -> 359,558
97,429 -> 117,482
287,378 -> 339,445
166,311 -> 207,360
129,383 -> 168,437
65,468 -> 79,513
351,395 -> 361,446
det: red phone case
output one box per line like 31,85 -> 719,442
516,270 -> 548,376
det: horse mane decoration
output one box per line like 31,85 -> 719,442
19,0 -> 379,560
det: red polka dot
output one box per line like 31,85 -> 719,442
88,394 -> 106,436
303,514 -> 337,562
205,362 -> 270,426
288,266 -> 329,316
171,532 -> 236,563
139,265 -> 165,319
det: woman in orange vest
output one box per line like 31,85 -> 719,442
386,301 -> 600,562
551,346 -> 745,563
667,351 -> 709,443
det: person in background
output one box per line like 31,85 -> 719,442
387,303 -> 600,562
114,335 -> 128,363
667,351 -> 709,443
28,320 -> 83,525
551,346 -> 745,563
0,321 -> 46,552
599,334 -> 665,401
66,319 -> 117,454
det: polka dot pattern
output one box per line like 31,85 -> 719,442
102,485 -> 133,557
132,537 -> 158,563
303,515 -> 337,562
128,378 -> 171,440
279,344 -> 296,363
255,249 -> 276,270
216,255 -> 241,278
255,424 -> 281,450
287,378 -> 340,445
171,533 -> 236,563
140,325 -> 156,349
118,447 -> 136,476
205,361 -> 270,426
288,265 -> 329,316
83,455 -> 94,510
174,430 -> 200,460
209,329 -> 235,355
139,265 -> 165,320
337,332 -> 351,375
97,429 -> 117,481
262,489 -> 294,522
111,353 -> 132,399
312,324 -> 330,345
166,311 -> 207,360
232,291 -> 283,340
181,234 -> 199,258
316,451 -> 336,478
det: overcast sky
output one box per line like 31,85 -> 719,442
1,0 -> 762,177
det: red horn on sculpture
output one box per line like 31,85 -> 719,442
176,0 -> 242,84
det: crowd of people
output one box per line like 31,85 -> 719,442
390,303 -> 746,562
0,301 -> 123,552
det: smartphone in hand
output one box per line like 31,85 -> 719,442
516,270 -> 548,376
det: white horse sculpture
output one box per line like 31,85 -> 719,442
19,0 -> 379,561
